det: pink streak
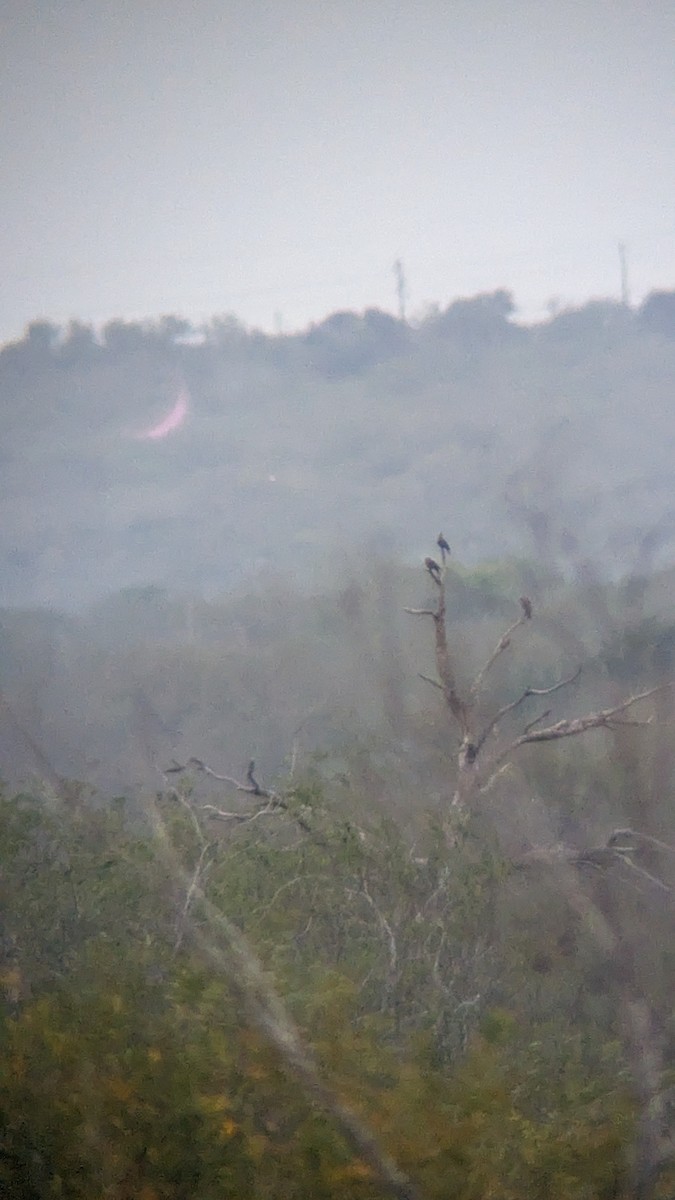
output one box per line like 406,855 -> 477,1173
135,389 -> 190,440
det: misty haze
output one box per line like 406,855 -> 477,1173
3,2 -> 675,1197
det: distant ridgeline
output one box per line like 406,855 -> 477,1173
1,289 -> 674,609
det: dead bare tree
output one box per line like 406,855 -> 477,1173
407,538 -> 675,1198
406,546 -> 666,814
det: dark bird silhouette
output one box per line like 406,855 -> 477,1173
424,556 -> 442,583
247,759 -> 264,796
519,595 -> 533,619
437,532 -> 451,561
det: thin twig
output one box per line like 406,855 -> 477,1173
287,702 -> 329,781
619,857 -> 672,894
471,614 -> 527,699
174,841 -> 212,953
523,709 -> 552,734
431,929 -> 451,998
200,803 -> 278,824
418,672 -> 444,691
361,877 -> 398,981
167,756 -> 276,797
478,761 -> 515,795
250,875 -> 309,919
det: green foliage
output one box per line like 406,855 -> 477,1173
0,780 -> 657,1198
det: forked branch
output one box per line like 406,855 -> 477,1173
510,683 -> 668,749
163,757 -> 312,832
474,666 -> 582,754
471,612 -> 529,699
478,685 -> 669,793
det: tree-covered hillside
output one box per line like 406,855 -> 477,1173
2,289 -> 675,609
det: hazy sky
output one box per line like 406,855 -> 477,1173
2,0 -> 674,342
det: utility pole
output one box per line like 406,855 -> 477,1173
393,259 -> 408,322
618,242 -> 630,307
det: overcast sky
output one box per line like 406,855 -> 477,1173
1,0 -> 674,342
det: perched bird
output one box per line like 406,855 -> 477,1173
519,595 -> 533,619
247,759 -> 263,795
424,556 -> 442,583
437,532 -> 451,561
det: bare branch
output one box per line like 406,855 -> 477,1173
526,669 -> 582,697
287,702 -> 328,782
190,755 -> 275,798
471,614 -> 528,699
163,777 -> 209,845
167,757 -> 251,789
361,877 -> 398,983
485,685 -> 673,775
250,876 -> 311,919
619,857 -> 672,894
477,688 -> 671,800
406,571 -> 469,735
162,758 -> 314,833
608,829 -> 675,856
174,841 -> 212,953
515,839 -> 671,895
200,803 -> 278,824
478,761 -> 515,795
431,929 -> 452,998
475,667 -> 581,753
289,735 -> 300,781
418,672 -> 444,691
523,709 -> 552,734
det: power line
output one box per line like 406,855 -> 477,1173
618,242 -> 630,306
393,259 -> 408,322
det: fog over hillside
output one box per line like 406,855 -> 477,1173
3,289 -> 675,610
6,7 -> 675,1192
